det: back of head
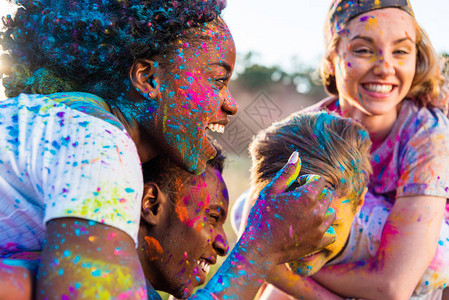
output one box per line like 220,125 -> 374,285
320,0 -> 448,110
142,141 -> 226,200
0,0 -> 226,101
250,111 -> 372,204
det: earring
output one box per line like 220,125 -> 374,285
147,91 -> 157,99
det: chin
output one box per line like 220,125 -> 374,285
173,284 -> 194,300
187,146 -> 216,175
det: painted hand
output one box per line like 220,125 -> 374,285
243,151 -> 337,265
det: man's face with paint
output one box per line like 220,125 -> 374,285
139,165 -> 229,298
148,21 -> 237,175
289,190 -> 364,277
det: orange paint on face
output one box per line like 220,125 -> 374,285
175,204 -> 189,223
144,236 -> 164,260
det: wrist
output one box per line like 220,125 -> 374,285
233,232 -> 277,276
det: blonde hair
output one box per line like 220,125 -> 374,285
249,111 -> 372,209
320,13 -> 448,110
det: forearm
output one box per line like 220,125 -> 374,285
312,259 -> 390,299
313,196 -> 446,300
36,218 -> 147,300
267,265 -> 344,300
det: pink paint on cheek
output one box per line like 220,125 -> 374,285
201,42 -> 208,52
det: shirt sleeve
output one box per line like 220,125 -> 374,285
30,105 -> 143,245
397,112 -> 449,198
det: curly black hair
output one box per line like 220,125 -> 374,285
142,140 -> 226,200
0,0 -> 226,101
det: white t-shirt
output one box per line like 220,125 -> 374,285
0,93 -> 143,255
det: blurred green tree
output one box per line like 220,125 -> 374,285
234,52 -> 327,99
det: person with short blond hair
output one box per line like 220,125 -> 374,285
236,111 -> 373,299
275,1 -> 449,299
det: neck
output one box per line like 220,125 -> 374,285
338,100 -> 400,151
108,102 -> 159,163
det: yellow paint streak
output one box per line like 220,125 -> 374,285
365,16 -> 378,31
48,258 -> 139,299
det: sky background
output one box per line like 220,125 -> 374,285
223,0 -> 449,72
1,0 -> 449,96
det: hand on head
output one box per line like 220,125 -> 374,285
243,152 -> 336,266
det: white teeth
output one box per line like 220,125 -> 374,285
207,124 -> 225,134
197,259 -> 211,274
363,83 -> 393,93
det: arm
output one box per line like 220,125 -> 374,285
36,218 -> 147,300
312,195 -> 446,300
191,152 -> 337,299
0,258 -> 36,300
263,265 -> 344,300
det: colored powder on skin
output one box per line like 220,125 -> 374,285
365,16 -> 378,30
53,257 -> 140,298
175,204 -> 189,223
144,236 -> 164,258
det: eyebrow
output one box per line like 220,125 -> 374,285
350,35 -> 415,44
208,204 -> 227,217
211,62 -> 232,74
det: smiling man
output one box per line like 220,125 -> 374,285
138,146 -> 230,299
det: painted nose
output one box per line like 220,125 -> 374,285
373,56 -> 395,77
213,232 -> 229,257
222,90 -> 238,116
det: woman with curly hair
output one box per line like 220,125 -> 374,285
259,1 -> 449,299
0,0 -> 337,299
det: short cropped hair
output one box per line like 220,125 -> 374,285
250,111 -> 372,208
142,141 -> 225,201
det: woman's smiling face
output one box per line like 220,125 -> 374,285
149,20 -> 237,174
331,8 -> 417,117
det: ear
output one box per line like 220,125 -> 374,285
355,187 -> 367,214
141,182 -> 168,226
129,59 -> 161,100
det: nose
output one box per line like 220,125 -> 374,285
212,230 -> 229,257
221,89 -> 238,116
373,55 -> 395,77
